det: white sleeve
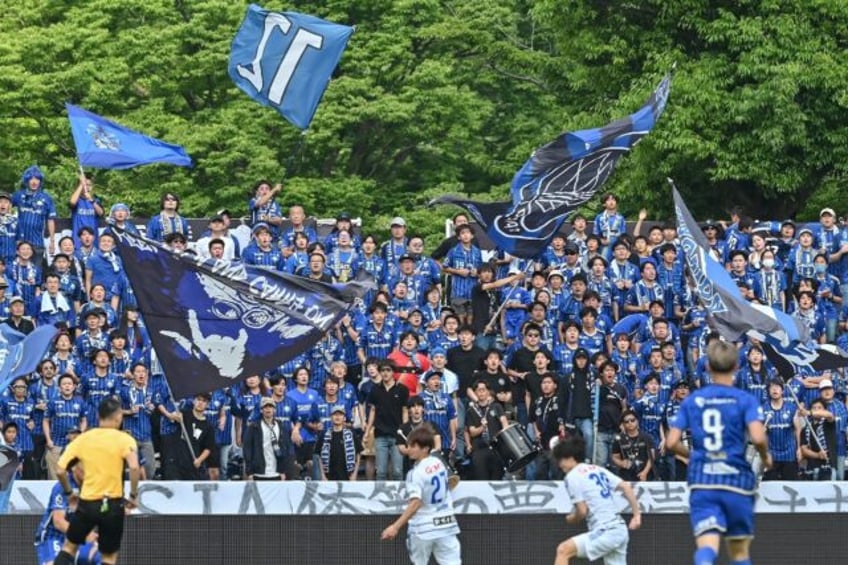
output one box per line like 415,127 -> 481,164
406,468 -> 424,501
565,473 -> 585,504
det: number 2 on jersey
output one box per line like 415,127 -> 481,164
702,408 -> 724,451
430,471 -> 448,504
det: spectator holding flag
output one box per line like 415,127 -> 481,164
248,180 -> 283,240
69,172 -> 103,248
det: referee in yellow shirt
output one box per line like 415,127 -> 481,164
54,396 -> 140,565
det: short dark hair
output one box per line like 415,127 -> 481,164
553,435 -> 586,462
406,425 -> 435,451
98,396 -> 123,421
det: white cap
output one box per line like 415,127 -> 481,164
390,216 -> 406,227
819,378 -> 834,390
820,208 -> 836,218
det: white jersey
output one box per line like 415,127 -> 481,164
565,463 -> 625,532
405,454 -> 460,540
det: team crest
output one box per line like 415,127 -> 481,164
86,123 -> 121,151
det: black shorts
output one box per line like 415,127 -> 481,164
66,498 -> 125,555
206,445 -> 221,468
294,441 -> 315,465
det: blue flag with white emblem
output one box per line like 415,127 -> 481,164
672,184 -> 848,376
229,5 -> 354,130
0,324 -> 59,394
433,72 -> 671,259
113,230 -> 373,398
66,103 -> 193,169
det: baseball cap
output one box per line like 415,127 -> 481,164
252,222 -> 271,234
337,211 -> 352,221
781,219 -> 796,227
0,192 -> 11,201
702,219 -> 719,229
819,379 -> 834,390
820,208 -> 836,218
798,227 -> 813,237
564,242 -> 579,253
9,296 -> 24,305
547,270 -> 564,280
209,215 -> 225,224
390,217 -> 406,227
260,397 -> 276,408
0,280 -> 7,289
430,347 -> 447,358
216,208 -> 231,217
331,405 -> 346,415
673,380 -> 691,389
398,253 -> 414,262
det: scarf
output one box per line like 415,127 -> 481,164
101,251 -> 121,273
320,427 -> 356,474
39,292 -> 70,314
400,347 -> 422,371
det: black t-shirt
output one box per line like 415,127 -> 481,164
597,383 -> 627,433
447,346 -> 486,398
470,282 -> 498,335
530,395 -> 562,450
368,382 -> 409,437
507,347 -> 541,402
465,401 -> 506,449
525,370 -> 546,405
471,369 -> 510,396
802,419 -> 837,469
612,431 -> 654,480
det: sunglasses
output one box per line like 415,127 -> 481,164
565,250 -> 578,255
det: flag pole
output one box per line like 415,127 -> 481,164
162,378 -> 199,462
482,262 -> 535,337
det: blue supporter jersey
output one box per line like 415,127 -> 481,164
786,245 -> 816,281
307,337 -> 343,390
248,198 -> 282,239
211,388 -> 233,446
577,329 -> 605,357
427,330 -> 460,352
234,391 -> 264,441
762,401 -> 797,462
10,259 -> 41,316
324,231 -> 362,255
73,331 -> 109,379
85,252 -> 123,299
671,384 -> 763,494
386,273 -> 429,306
287,387 -> 320,443
145,213 -> 190,242
442,243 -> 482,300
656,262 -> 685,319
281,226 -> 318,250
0,213 -> 18,262
71,197 -> 101,247
735,365 -> 775,406
34,478 -> 77,545
421,389 -> 456,443
46,395 -> 86,448
28,379 -> 58,436
283,250 -> 309,275
353,254 -> 387,289
818,226 -> 841,278
80,373 -> 119,427
633,393 -> 663,446
357,320 -> 396,360
326,248 -> 358,283
1,396 -> 36,452
12,188 -> 56,248
626,281 -> 663,312
120,384 -> 154,442
268,394 -> 299,437
54,269 -> 84,306
607,260 -> 640,309
593,211 -> 626,244
242,243 -> 286,271
380,239 -> 408,279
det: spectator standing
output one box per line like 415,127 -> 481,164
245,397 -> 291,481
594,193 -> 626,255
465,379 -> 508,480
320,406 -> 360,480
388,331 -> 431,395
69,172 -> 103,248
43,374 -> 87,479
0,192 -> 18,266
12,165 -> 56,265
367,361 -> 409,480
120,362 -> 156,480
611,409 -> 655,482
381,217 -> 409,280
801,397 -> 837,480
761,380 -> 802,481
595,362 -> 628,467
248,180 -> 283,240
175,392 -> 216,480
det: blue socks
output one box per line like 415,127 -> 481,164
694,547 -> 717,565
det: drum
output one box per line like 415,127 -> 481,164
493,424 -> 539,473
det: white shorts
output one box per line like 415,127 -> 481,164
573,524 -> 628,565
407,533 -> 462,565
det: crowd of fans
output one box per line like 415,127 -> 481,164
1,165 -> 847,484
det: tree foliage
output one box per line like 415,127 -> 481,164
2,0 -> 848,248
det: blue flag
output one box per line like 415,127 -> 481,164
0,325 -> 59,393
672,185 -> 848,376
66,103 -> 193,169
229,5 -> 354,130
0,445 -> 19,514
113,230 -> 373,399
433,73 -> 671,259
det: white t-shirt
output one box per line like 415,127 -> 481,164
405,454 -> 460,540
565,463 -> 624,531
259,421 -> 278,477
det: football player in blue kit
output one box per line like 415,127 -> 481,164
666,340 -> 772,565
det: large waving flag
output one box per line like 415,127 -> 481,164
673,184 -> 848,376
433,72 -> 671,258
229,5 -> 354,130
113,230 -> 373,399
66,104 -> 192,169
0,324 -> 59,393
0,445 -> 20,514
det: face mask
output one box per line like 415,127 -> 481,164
762,258 -> 775,269
815,264 -> 827,274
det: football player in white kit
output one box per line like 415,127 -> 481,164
553,436 -> 641,565
381,425 -> 462,565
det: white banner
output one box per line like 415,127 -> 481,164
5,481 -> 847,515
